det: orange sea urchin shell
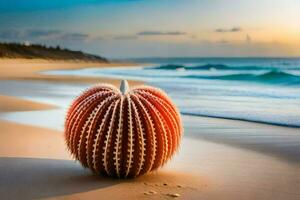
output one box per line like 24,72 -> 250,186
65,80 -> 183,178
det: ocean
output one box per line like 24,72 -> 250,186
44,57 -> 300,127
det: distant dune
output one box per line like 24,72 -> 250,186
0,42 -> 108,62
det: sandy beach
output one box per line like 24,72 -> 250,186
0,59 -> 140,84
0,59 -> 299,200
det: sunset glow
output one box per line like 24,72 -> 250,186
0,0 -> 299,58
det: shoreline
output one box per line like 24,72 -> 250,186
182,112 -> 300,128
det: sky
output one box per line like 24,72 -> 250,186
0,0 -> 300,58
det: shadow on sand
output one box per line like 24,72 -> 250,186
0,157 -> 118,200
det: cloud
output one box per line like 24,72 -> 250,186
113,35 -> 139,40
246,34 -> 252,43
26,30 -> 61,38
60,33 -> 90,41
188,35 -> 198,39
215,27 -> 242,33
0,29 -> 21,40
218,39 -> 229,44
0,29 -> 92,42
137,31 -> 186,36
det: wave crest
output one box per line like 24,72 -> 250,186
184,70 -> 300,85
148,63 -> 300,71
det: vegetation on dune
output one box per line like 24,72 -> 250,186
0,42 -> 108,62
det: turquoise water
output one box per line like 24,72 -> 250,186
44,58 -> 300,127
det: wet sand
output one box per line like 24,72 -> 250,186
0,95 -> 56,112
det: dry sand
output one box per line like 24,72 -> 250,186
0,59 -> 299,200
0,58 -> 141,84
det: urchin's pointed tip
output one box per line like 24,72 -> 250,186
120,79 -> 129,94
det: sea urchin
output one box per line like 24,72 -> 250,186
65,80 -> 183,178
